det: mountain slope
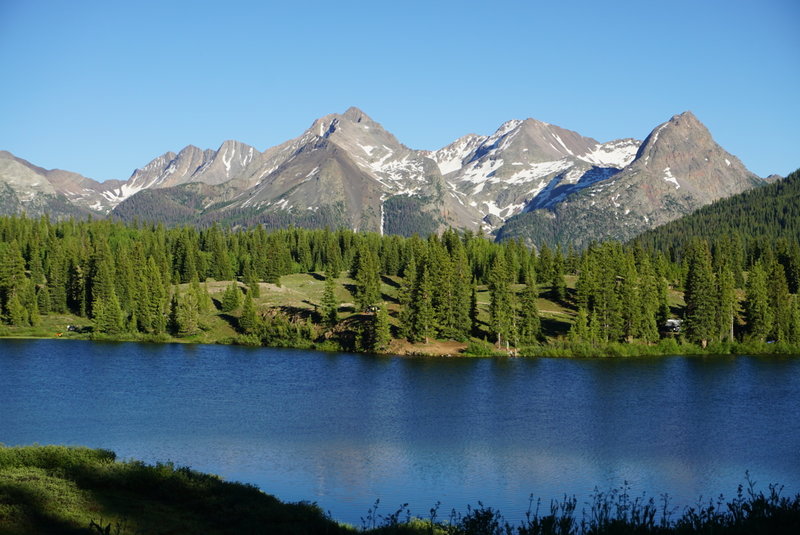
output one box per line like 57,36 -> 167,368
495,112 -> 763,248
631,168 -> 800,257
432,119 -> 641,229
118,107 -> 450,235
2,109 -> 765,244
0,151 -> 112,217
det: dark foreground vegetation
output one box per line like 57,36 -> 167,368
1,445 -> 799,535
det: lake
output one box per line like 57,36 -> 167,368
1,338 -> 799,526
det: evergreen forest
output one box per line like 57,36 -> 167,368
1,169 -> 799,357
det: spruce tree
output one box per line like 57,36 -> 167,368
450,243 -> 472,340
716,266 -> 737,342
569,307 -> 591,344
239,292 -> 258,334
93,290 -> 124,334
320,266 -> 339,327
410,260 -> 435,343
221,282 -> 243,312
354,246 -> 381,311
488,251 -> 514,348
469,281 -> 479,337
6,292 -> 27,326
21,279 -> 39,327
744,261 -> 772,342
518,269 -> 541,345
684,240 -> 718,347
243,257 -> 261,298
636,254 -> 661,343
788,295 -> 800,345
397,255 -> 417,339
619,252 -> 642,342
373,304 -> 391,352
550,247 -> 567,301
36,284 -> 50,316
176,290 -> 200,336
767,260 -> 791,342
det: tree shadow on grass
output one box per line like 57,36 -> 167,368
0,472 -> 92,534
541,316 -> 571,339
380,275 -> 400,289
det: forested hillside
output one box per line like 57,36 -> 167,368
1,202 -> 799,355
633,169 -> 800,266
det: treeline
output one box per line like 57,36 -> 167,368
1,204 -> 799,353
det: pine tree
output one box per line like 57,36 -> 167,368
569,307 -> 591,344
239,292 -> 258,334
36,284 -> 50,316
397,254 -> 417,339
767,260 -> 792,342
0,240 -> 26,318
536,243 -> 554,287
429,243 -> 458,339
744,261 -> 772,342
636,254 -> 660,343
373,304 -> 391,352
6,292 -> 27,326
488,251 -> 514,348
518,270 -> 541,345
788,295 -> 800,345
243,257 -> 261,298
175,290 -> 200,336
550,247 -> 567,301
90,254 -> 124,335
450,243 -> 472,340
207,225 -> 233,281
716,266 -> 737,342
353,246 -> 381,311
21,279 -> 39,327
684,240 -> 718,347
320,266 -> 339,327
93,290 -> 124,334
47,247 -> 68,314
469,281 -> 479,337
619,252 -> 642,342
221,282 -> 243,312
409,259 -> 435,343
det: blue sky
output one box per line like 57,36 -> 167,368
1,0 -> 798,181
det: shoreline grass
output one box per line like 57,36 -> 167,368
2,445 -> 799,534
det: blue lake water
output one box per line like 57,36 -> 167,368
1,338 -> 799,526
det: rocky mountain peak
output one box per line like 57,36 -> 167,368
341,106 -> 371,123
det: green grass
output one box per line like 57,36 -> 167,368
5,273 -> 800,358
2,445 -> 799,535
0,445 -> 350,535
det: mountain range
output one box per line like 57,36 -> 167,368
0,108 -> 764,247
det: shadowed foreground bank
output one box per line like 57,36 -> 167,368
1,446 -> 799,534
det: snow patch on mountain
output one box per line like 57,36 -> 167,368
663,167 -> 680,189
579,139 -> 640,168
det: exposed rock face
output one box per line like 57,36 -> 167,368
496,112 -> 764,247
433,118 -> 641,229
0,150 -> 115,216
216,107 -> 447,233
1,109 -> 765,244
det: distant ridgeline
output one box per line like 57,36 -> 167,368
0,169 -> 798,355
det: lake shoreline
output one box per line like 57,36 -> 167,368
3,329 -> 800,359
2,444 -> 799,535
4,339 -> 800,526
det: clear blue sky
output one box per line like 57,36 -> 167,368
1,0 -> 798,181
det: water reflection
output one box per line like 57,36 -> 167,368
1,340 -> 799,525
